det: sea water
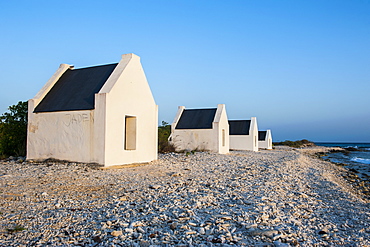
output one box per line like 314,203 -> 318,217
315,142 -> 370,179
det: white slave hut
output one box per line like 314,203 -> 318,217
228,117 -> 258,151
169,104 -> 229,154
258,130 -> 273,150
27,53 -> 158,167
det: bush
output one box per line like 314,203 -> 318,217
0,101 -> 28,157
273,139 -> 314,148
158,121 -> 175,153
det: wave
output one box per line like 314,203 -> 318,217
351,157 -> 370,165
345,145 -> 358,149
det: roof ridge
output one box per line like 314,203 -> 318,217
73,63 -> 119,70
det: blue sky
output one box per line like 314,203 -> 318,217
1,0 -> 369,142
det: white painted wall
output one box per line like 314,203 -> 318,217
213,104 -> 229,154
259,129 -> 273,150
97,54 -> 158,166
170,106 -> 185,134
27,53 -> 158,167
27,107 -> 94,163
169,104 -> 229,154
170,129 -> 214,151
229,117 -> 259,152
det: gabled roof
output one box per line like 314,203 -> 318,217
258,131 -> 267,141
175,108 -> 217,129
34,63 -> 118,113
228,120 -> 251,135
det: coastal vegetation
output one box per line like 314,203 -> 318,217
273,139 -> 315,148
158,121 -> 175,153
0,101 -> 27,158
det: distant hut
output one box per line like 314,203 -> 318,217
27,53 -> 158,167
258,130 -> 273,150
169,104 -> 229,154
228,117 -> 258,151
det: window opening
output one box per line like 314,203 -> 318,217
255,136 -> 257,147
125,116 -> 137,150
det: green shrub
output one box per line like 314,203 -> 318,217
158,121 -> 175,153
0,101 -> 28,157
273,139 -> 314,148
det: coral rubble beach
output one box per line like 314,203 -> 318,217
1,147 -> 369,246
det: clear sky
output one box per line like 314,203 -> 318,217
1,0 -> 369,142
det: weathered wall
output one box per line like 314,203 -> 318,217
259,129 -> 273,150
229,117 -> 258,151
27,105 -> 94,163
170,104 -> 229,154
229,135 -> 254,150
171,129 -> 214,151
96,54 -> 158,166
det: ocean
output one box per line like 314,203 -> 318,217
315,142 -> 370,179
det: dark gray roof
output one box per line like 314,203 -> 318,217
258,131 -> 267,141
34,63 -> 118,113
228,120 -> 251,135
175,108 -> 217,129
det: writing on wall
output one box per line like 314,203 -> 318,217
63,113 -> 90,126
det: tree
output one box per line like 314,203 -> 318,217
158,121 -> 175,153
0,101 -> 28,157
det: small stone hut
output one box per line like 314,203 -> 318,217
258,130 -> 273,150
228,117 -> 258,151
169,104 -> 229,154
27,53 -> 158,167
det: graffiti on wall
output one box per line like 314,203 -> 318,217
28,112 -> 93,161
63,113 -> 90,126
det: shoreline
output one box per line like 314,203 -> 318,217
304,146 -> 370,201
1,148 -> 370,246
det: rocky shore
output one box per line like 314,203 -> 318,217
1,147 -> 369,246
